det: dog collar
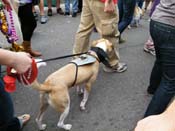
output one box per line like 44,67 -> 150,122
90,47 -> 111,67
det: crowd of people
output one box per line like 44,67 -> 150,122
32,0 -> 83,24
0,0 -> 175,130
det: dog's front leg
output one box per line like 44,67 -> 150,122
80,83 -> 91,111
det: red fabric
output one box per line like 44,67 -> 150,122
100,0 -> 118,4
6,58 -> 38,86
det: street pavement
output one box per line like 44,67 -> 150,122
9,9 -> 155,131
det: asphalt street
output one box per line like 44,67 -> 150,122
5,8 -> 155,131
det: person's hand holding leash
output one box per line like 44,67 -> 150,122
11,52 -> 32,74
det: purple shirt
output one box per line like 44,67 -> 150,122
19,0 -> 32,5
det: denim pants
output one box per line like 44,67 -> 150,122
0,66 -> 20,131
144,20 -> 175,117
65,0 -> 78,13
118,0 -> 136,34
136,0 -> 144,8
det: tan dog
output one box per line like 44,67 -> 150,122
31,39 -> 113,130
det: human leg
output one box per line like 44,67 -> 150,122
92,1 -> 127,72
118,0 -> 136,34
118,0 -> 123,24
0,78 -> 20,131
147,60 -> 162,94
39,0 -> 48,24
47,0 -> 52,16
72,0 -> 78,17
73,0 -> 94,54
65,0 -> 70,14
18,3 -> 42,57
78,0 -> 82,13
56,0 -> 64,15
144,20 -> 175,117
137,0 -> 144,9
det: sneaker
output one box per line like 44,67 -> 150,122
33,12 -> 38,21
40,15 -> 47,24
47,9 -> 52,16
143,40 -> 155,56
119,37 -> 126,44
72,12 -> 77,17
57,8 -> 64,15
103,62 -> 127,73
64,12 -> 70,16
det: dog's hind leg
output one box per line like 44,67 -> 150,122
57,95 -> 72,130
36,93 -> 49,130
76,86 -> 84,96
80,82 -> 91,111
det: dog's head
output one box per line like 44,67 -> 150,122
91,38 -> 113,53
90,39 -> 112,67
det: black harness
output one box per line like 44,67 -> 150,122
70,47 -> 111,86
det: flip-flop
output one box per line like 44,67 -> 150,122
18,114 -> 30,128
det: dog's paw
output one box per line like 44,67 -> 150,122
64,124 -> 72,130
36,118 -> 47,130
57,123 -> 72,130
80,105 -> 86,111
39,124 -> 47,130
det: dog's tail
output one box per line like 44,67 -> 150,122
31,80 -> 52,92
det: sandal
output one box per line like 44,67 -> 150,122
18,114 -> 30,128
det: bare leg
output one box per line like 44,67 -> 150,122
39,0 -> 45,16
47,0 -> 52,10
56,0 -> 60,9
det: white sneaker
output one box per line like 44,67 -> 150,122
103,62 -> 127,73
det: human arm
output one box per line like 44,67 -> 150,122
104,0 -> 115,13
0,49 -> 32,74
134,99 -> 175,131
2,0 -> 12,11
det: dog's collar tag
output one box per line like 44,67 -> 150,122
71,54 -> 96,66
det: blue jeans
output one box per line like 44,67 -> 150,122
144,20 -> 175,117
136,0 -> 144,8
0,66 -> 20,131
118,0 -> 136,34
65,0 -> 78,13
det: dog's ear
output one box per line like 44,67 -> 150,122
91,40 -> 98,47
91,38 -> 106,47
105,40 -> 113,52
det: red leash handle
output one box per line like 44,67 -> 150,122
3,58 -> 38,93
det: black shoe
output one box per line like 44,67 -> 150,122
72,12 -> 77,17
47,9 -> 52,16
77,9 -> 82,13
57,8 -> 64,15
64,12 -> 70,16
33,12 -> 38,21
